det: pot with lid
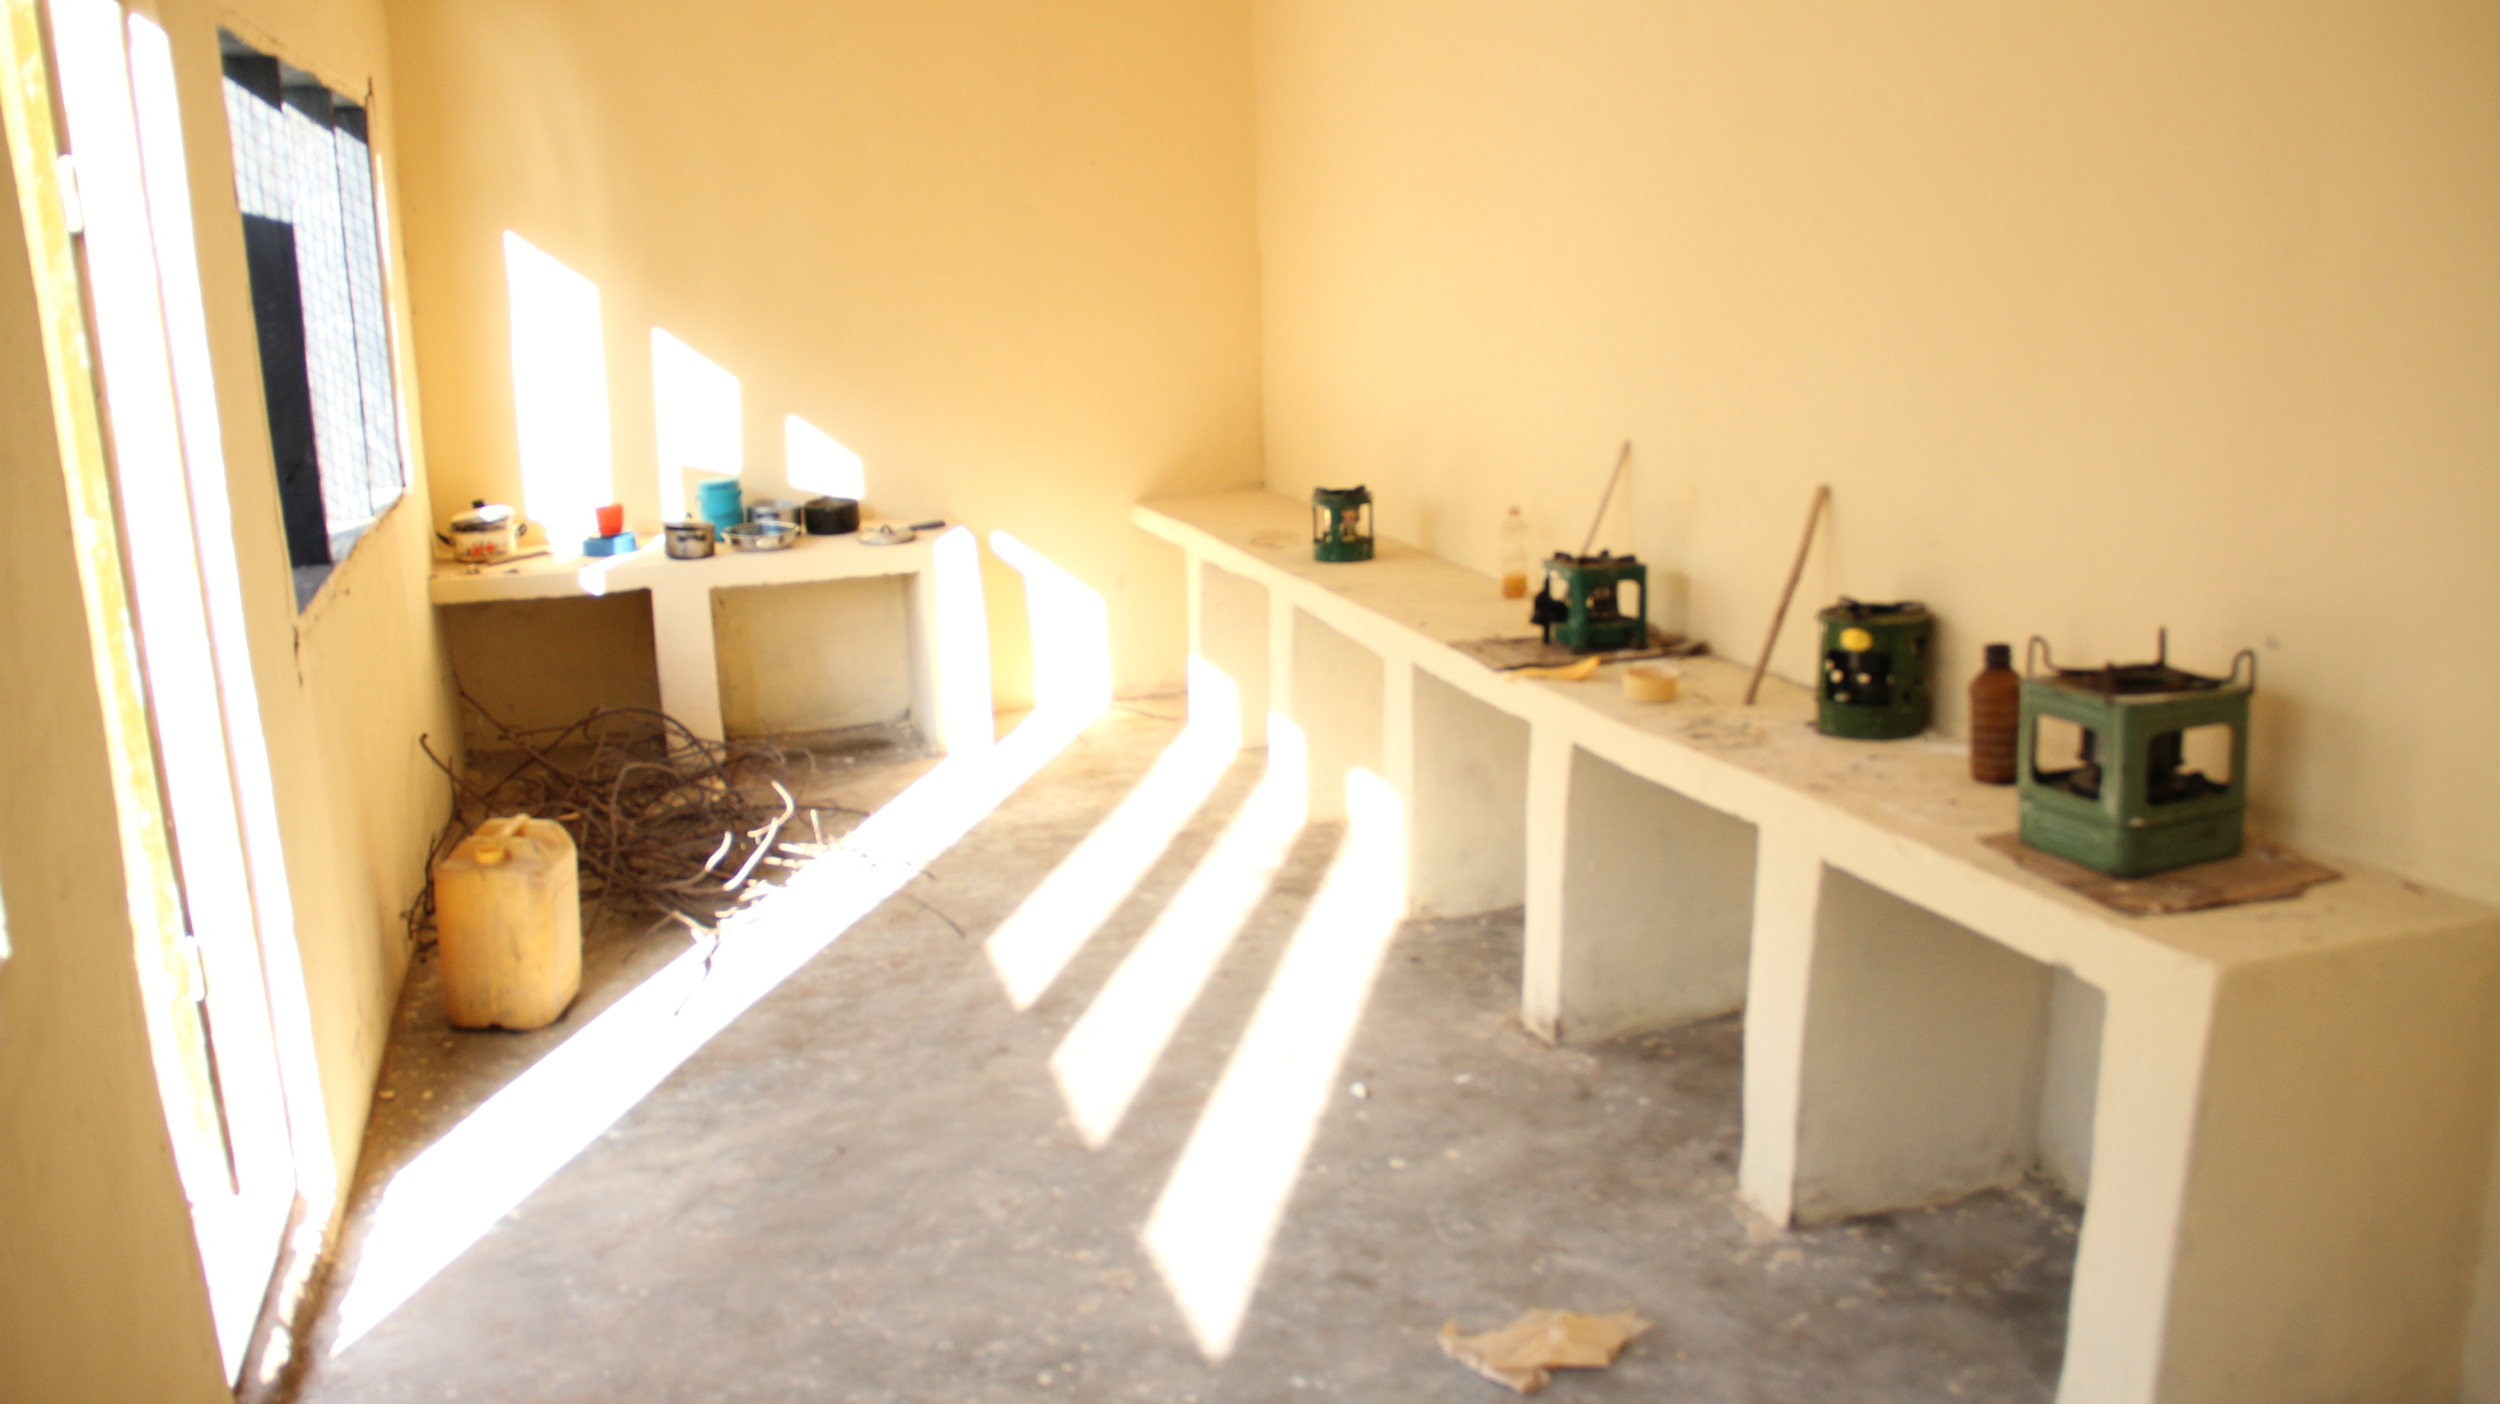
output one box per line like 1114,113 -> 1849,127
663,519 -> 716,559
447,500 -> 529,564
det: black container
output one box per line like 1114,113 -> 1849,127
802,496 -> 860,535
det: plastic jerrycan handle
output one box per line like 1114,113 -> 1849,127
471,814 -> 532,867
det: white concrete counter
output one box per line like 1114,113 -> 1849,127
428,527 -> 990,753
1138,487 -> 2500,1404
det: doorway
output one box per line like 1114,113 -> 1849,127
16,0 -> 330,1381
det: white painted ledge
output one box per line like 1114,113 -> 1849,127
428,527 -> 990,753
1139,487 -> 2500,1404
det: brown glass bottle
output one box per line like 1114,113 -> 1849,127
1969,642 -> 2020,784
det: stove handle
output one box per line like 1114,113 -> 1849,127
2025,635 -> 2057,677
2229,648 -> 2258,692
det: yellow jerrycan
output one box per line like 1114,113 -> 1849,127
432,814 -> 582,1030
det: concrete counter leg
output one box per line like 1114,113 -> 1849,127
1786,868 -> 2055,1225
2125,928 -> 2500,1404
1524,735 -> 1755,1044
1192,559 -> 1268,751
648,583 -> 726,742
1401,667 -> 1528,920
1286,606 -> 1381,824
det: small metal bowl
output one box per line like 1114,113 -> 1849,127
723,520 -> 801,552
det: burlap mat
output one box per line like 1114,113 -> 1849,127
1981,833 -> 2340,916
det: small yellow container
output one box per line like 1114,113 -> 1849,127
432,814 -> 582,1030
1622,663 -> 1682,703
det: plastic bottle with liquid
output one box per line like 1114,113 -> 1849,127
433,814 -> 582,1029
1499,505 -> 1529,599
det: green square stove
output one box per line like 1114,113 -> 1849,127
2017,633 -> 2256,877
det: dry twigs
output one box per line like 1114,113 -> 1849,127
411,687 -> 866,944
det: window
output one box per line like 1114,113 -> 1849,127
219,34 -> 404,608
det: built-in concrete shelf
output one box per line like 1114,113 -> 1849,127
428,528 -> 990,753
1138,487 -> 2500,1404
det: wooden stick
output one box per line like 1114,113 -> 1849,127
1744,483 -> 1830,705
1578,440 -> 1633,560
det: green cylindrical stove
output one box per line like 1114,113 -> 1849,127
1816,599 -> 1933,740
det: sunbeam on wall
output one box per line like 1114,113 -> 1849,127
786,414 -> 863,504
504,232 -> 609,543
1144,766 -> 1407,1360
984,659 -> 1240,1011
650,328 -> 739,522
991,530 -> 1111,721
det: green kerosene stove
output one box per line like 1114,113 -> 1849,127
1310,485 -> 1374,562
1816,599 -> 1932,739
2017,634 -> 2254,877
1530,552 -> 1648,653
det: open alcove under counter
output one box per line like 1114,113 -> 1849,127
1138,487 -> 2500,1404
427,526 -> 993,756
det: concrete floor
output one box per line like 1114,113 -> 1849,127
289,706 -> 2078,1403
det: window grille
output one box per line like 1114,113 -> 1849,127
220,36 -> 404,608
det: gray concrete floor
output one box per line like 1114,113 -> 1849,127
290,706 -> 2077,1403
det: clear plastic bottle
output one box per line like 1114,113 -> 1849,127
1499,505 -> 1529,599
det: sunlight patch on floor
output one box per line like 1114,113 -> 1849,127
328,702 -> 1096,1356
1143,767 -> 1407,1359
1048,717 -> 1307,1148
985,660 -> 1241,1010
331,535 -> 1111,1355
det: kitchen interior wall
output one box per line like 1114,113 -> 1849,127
11,1 -> 2495,1398
713,577 -> 914,739
1252,0 -> 2500,1386
1254,0 -> 2499,910
384,0 -> 1266,710
439,592 -> 661,749
167,0 -> 460,1227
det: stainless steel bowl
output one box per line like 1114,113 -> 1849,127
724,520 -> 800,552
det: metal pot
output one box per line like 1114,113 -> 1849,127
447,500 -> 527,563
663,519 -> 716,559
801,497 -> 860,535
746,498 -> 801,527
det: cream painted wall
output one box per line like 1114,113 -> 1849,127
1254,0 -> 2500,911
385,0 -> 1265,709
151,0 -> 460,1214
441,593 -> 662,749
0,121 -> 230,1404
714,577 -> 913,738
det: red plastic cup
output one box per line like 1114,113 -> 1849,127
594,503 -> 625,537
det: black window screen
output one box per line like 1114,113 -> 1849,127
220,35 -> 404,608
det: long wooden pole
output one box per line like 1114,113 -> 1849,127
1744,484 -> 1830,705
1578,440 -> 1633,560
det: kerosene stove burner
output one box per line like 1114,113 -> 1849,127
1530,551 -> 1648,654
2017,630 -> 2257,876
